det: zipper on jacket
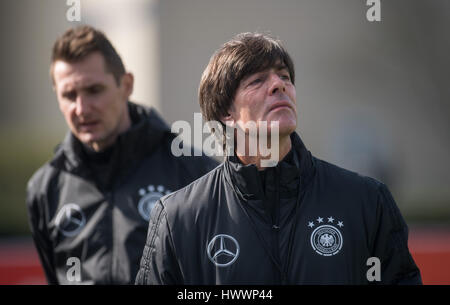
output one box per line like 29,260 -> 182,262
272,166 -> 284,284
235,148 -> 306,285
237,164 -> 301,284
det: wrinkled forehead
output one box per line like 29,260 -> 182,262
246,60 -> 288,76
238,53 -> 291,84
52,54 -> 112,91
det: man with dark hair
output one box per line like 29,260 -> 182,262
135,32 -> 421,284
26,25 -> 217,284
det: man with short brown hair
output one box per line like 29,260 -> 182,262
50,25 -> 126,86
27,25 -> 216,284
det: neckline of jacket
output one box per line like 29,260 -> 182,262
223,132 -> 315,202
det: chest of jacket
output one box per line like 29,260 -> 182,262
47,154 -> 194,284
170,175 -> 374,285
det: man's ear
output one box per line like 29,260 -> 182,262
220,103 -> 237,127
121,72 -> 134,99
221,113 -> 235,128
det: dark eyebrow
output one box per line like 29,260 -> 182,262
85,83 -> 105,90
241,63 -> 289,85
62,89 -> 76,98
274,63 -> 288,71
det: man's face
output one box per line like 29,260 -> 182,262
226,64 -> 297,137
53,52 -> 133,151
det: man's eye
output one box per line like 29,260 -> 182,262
63,92 -> 77,101
280,74 -> 291,81
248,78 -> 262,86
87,85 -> 103,94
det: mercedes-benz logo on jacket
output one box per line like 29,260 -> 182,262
207,234 -> 240,267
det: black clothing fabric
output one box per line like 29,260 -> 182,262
26,102 -> 218,284
135,132 -> 421,285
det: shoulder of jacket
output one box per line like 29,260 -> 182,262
131,102 -> 171,133
157,136 -> 220,176
178,152 -> 220,173
313,157 -> 383,191
27,161 -> 60,202
314,157 -> 401,230
159,163 -> 224,211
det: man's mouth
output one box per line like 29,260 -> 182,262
268,100 -> 293,113
78,121 -> 99,130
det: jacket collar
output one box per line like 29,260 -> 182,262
50,101 -> 172,177
224,132 -> 315,201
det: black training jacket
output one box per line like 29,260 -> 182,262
135,132 -> 421,285
26,102 -> 217,284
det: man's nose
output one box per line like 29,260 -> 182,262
74,95 -> 90,116
269,73 -> 286,95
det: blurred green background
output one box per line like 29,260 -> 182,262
0,131 -> 61,236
